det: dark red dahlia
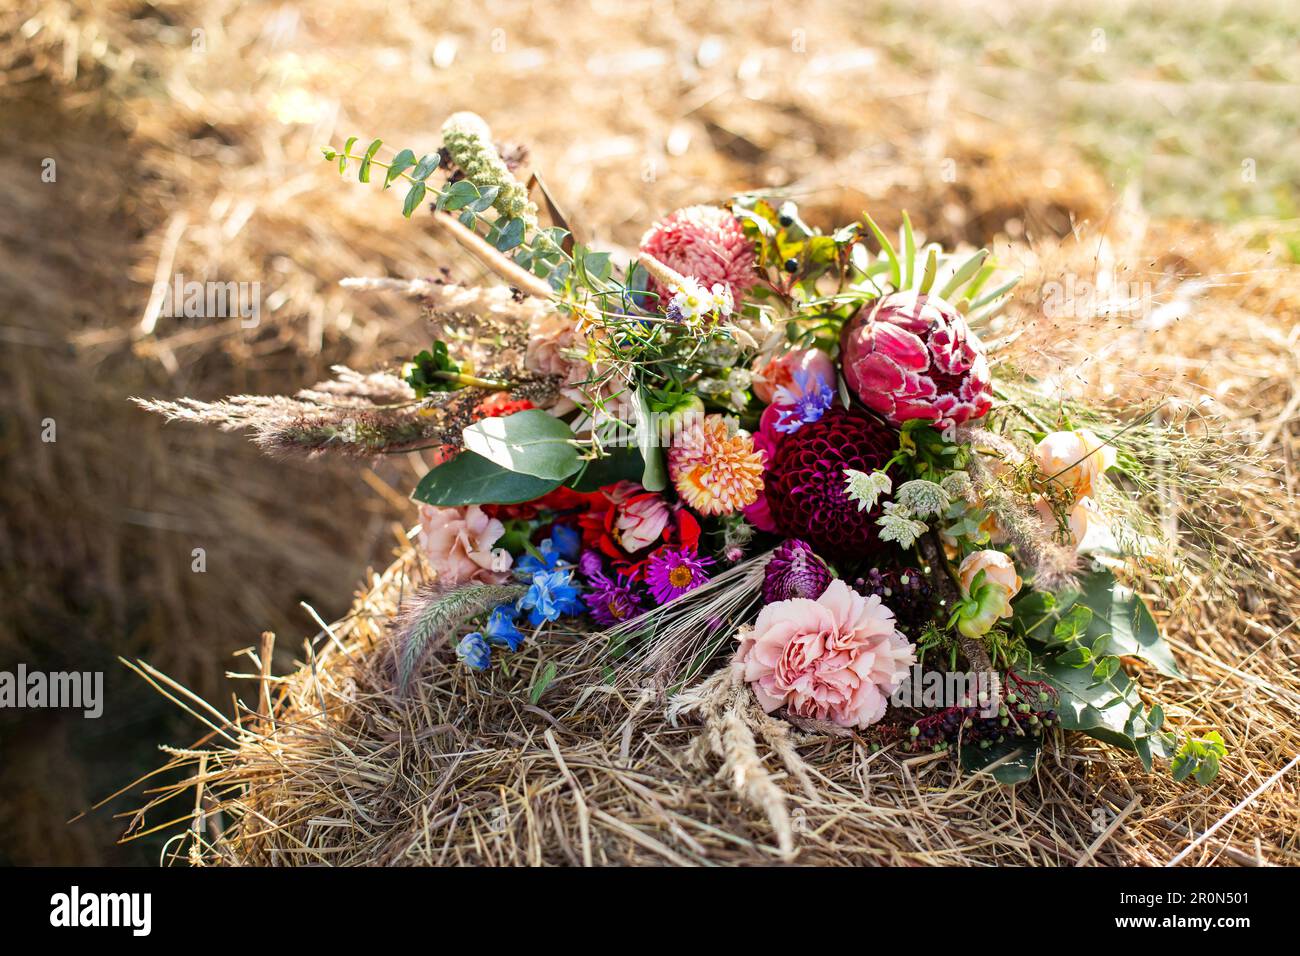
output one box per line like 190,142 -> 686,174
764,407 -> 897,560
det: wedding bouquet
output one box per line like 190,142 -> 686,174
140,111 -> 1227,787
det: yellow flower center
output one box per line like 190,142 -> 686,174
668,565 -> 694,588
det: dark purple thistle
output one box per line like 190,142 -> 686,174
761,539 -> 833,604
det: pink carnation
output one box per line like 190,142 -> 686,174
417,504 -> 513,588
638,205 -> 757,306
734,579 -> 916,729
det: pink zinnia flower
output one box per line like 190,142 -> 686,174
417,504 -> 513,588
638,205 -> 757,308
840,292 -> 992,431
734,579 -> 916,729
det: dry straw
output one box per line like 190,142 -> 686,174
4,1 -> 1296,865
117,211 -> 1300,866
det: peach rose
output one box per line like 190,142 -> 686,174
750,347 -> 836,405
1033,494 -> 1091,548
1033,429 -> 1116,500
958,549 -> 1022,619
417,504 -> 513,588
733,579 -> 916,729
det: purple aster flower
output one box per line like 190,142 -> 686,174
644,547 -> 713,604
762,538 -> 832,603
582,572 -> 646,627
773,370 -> 835,435
578,549 -> 605,580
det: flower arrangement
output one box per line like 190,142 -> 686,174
138,111 -> 1226,788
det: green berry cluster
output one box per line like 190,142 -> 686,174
440,111 -> 537,225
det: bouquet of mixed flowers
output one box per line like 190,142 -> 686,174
140,111 -> 1227,787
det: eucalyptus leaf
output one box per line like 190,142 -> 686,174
567,447 -> 646,491
960,736 -> 1041,784
402,181 -> 427,218
633,388 -> 667,491
1024,569 -> 1181,678
1033,653 -> 1160,753
412,450 -> 562,507
462,409 -> 581,481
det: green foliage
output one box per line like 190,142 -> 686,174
406,341 -> 462,397
461,409 -> 581,481
633,387 -> 667,492
960,735 -> 1041,784
1022,569 -> 1182,678
528,661 -> 559,704
1171,731 -> 1227,785
412,451 -> 562,507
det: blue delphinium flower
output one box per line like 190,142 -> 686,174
484,604 -> 525,651
550,523 -> 582,563
455,632 -> 492,671
515,538 -> 569,576
773,370 -> 835,434
518,569 -> 583,626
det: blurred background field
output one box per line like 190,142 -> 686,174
0,0 -> 1296,864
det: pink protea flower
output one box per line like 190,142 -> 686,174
417,504 -> 513,588
668,414 -> 766,517
840,292 -> 993,431
638,205 -> 757,307
734,579 -> 916,729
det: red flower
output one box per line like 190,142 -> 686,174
474,392 -> 535,419
579,483 -> 701,578
765,407 -> 897,560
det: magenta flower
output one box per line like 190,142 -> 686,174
638,205 -> 757,307
582,571 -> 646,627
644,547 -> 713,604
840,292 -> 992,431
762,539 -> 833,603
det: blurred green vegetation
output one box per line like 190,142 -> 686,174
874,0 -> 1299,225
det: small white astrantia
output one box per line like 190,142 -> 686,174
896,479 -> 951,519
876,501 -> 930,548
709,282 -> 734,318
940,471 -> 974,502
844,468 -> 892,512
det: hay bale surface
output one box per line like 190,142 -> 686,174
133,219 -> 1300,866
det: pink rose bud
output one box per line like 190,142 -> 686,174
956,550 -> 1022,637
